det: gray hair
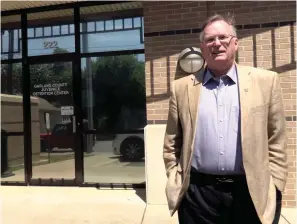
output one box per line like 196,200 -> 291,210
199,14 -> 237,42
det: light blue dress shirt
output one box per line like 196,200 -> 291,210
192,64 -> 244,175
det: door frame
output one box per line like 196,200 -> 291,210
20,6 -> 84,186
26,57 -> 84,186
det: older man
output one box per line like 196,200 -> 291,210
163,14 -> 287,224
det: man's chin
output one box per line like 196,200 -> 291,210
212,54 -> 227,60
212,57 -> 228,63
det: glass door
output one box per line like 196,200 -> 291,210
29,61 -> 77,181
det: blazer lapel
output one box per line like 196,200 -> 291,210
187,68 -> 204,130
236,64 -> 252,133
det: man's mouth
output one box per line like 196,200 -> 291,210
212,51 -> 225,55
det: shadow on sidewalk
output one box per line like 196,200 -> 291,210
135,187 -> 146,203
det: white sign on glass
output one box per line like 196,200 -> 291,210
61,106 -> 74,116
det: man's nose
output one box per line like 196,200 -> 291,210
213,37 -> 221,46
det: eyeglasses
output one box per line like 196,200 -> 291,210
203,34 -> 235,45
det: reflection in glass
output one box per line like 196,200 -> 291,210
30,62 -> 75,179
70,24 -> 74,34
115,19 -> 123,29
44,27 -> 51,36
1,63 -> 25,182
96,21 -> 104,31
1,29 -> 22,60
105,20 -> 113,30
124,18 -> 133,29
26,11 -> 75,56
82,54 -> 146,184
87,22 -> 95,32
2,31 -> 9,52
61,25 -> 68,35
53,26 -> 60,35
81,30 -> 143,53
28,36 -> 75,57
28,28 -> 34,37
1,15 -> 21,60
36,28 -> 43,37
133,17 -> 141,28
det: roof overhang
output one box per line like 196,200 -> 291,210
1,1 -> 143,28
1,1 -> 79,12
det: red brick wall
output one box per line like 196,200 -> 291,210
143,1 -> 296,207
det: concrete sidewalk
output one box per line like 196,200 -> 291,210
0,186 -> 295,224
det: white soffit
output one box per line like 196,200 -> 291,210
1,1 -> 142,24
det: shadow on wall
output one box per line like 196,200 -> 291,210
145,23 -> 296,103
146,55 -> 189,104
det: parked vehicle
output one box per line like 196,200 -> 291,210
112,129 -> 144,161
40,120 -> 94,152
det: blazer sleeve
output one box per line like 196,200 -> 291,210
268,72 -> 288,192
163,81 -> 183,177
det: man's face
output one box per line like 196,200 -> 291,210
199,20 -> 238,70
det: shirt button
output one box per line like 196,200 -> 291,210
220,135 -> 223,138
222,168 -> 225,171
220,151 -> 224,155
220,119 -> 223,122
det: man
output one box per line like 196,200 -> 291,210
163,14 -> 288,224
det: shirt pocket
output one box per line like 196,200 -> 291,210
232,106 -> 240,133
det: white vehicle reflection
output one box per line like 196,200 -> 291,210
112,129 -> 144,161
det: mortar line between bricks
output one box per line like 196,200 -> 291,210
281,214 -> 291,224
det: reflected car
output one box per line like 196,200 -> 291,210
40,121 -> 94,152
40,122 -> 75,152
112,129 -> 144,161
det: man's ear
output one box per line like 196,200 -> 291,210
199,43 -> 204,53
234,38 -> 239,51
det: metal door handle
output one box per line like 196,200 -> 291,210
72,116 -> 76,133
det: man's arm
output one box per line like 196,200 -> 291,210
268,72 -> 288,191
163,81 -> 183,177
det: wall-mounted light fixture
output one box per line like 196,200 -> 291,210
178,47 -> 205,74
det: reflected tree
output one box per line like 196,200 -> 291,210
1,51 -> 146,132
81,55 -> 146,132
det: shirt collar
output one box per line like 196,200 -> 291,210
203,63 -> 237,85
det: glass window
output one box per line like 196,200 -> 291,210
1,63 -> 22,95
13,30 -> 19,52
1,15 -> 21,60
61,25 -> 68,35
1,63 -> 25,182
52,26 -> 60,36
124,18 -> 133,29
81,29 -> 144,53
27,9 -> 74,56
105,20 -> 113,30
2,31 -> 9,53
87,22 -> 95,32
28,36 -> 74,57
69,24 -> 74,34
35,27 -> 43,37
81,54 -> 146,184
44,27 -> 51,36
133,17 -> 141,28
28,28 -> 34,37
96,21 -> 104,31
114,19 -> 123,30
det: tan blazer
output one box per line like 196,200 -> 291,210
163,64 -> 288,224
